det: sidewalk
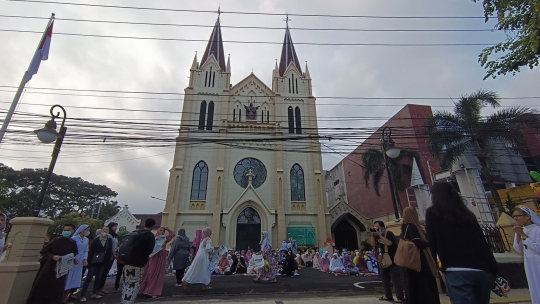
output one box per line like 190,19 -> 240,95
145,289 -> 531,304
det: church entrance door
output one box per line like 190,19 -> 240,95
236,207 -> 261,251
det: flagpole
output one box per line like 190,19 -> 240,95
0,13 -> 55,146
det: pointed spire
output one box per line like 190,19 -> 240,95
304,61 -> 311,79
201,15 -> 226,71
278,17 -> 302,76
226,54 -> 231,73
191,52 -> 198,70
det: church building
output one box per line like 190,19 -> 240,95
161,17 -> 329,250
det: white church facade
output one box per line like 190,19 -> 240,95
161,17 -> 329,250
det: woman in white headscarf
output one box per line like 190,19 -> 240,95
254,231 -> 276,282
182,227 -> 217,290
513,205 -> 540,303
64,224 -> 90,301
329,253 -> 346,275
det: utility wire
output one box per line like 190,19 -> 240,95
3,0 -> 486,19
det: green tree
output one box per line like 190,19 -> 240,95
49,212 -> 103,237
473,0 -> 540,79
503,192 -> 520,215
424,90 -> 540,215
0,163 -> 119,219
361,147 -> 417,208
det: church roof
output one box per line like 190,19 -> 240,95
278,26 -> 302,76
201,18 -> 226,71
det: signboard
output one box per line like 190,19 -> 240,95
251,253 -> 264,267
287,226 -> 316,246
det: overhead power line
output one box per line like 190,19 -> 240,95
0,15 -> 496,32
4,0 -> 486,19
0,29 -> 497,47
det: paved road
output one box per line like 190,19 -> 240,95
92,267 -> 382,303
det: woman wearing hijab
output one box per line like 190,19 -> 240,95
426,182 -> 499,304
182,227 -> 217,290
312,252 -> 320,269
191,229 -> 203,257
319,251 -> 330,273
138,226 -> 175,298
366,251 -> 379,275
215,253 -> 230,274
167,228 -> 190,286
64,224 -> 90,302
513,205 -> 540,303
232,253 -> 247,274
401,206 -> 440,304
324,236 -> 334,255
329,253 -> 346,275
254,231 -> 277,282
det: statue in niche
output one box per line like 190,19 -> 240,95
244,102 -> 260,120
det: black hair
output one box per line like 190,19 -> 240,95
430,182 -> 476,224
374,220 -> 385,228
145,218 -> 156,228
63,223 -> 76,230
107,222 -> 118,238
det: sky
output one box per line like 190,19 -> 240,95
1,0 -> 539,214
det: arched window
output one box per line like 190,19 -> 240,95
290,164 -> 305,201
198,101 -> 207,130
288,106 -> 294,134
206,101 -> 214,130
296,78 -> 298,94
295,106 -> 302,134
267,111 -> 269,123
212,71 -> 216,87
205,71 -> 208,87
239,109 -> 242,122
233,108 -> 236,122
190,161 -> 209,200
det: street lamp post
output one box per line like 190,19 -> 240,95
33,105 -> 67,217
381,126 -> 401,220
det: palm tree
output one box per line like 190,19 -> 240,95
361,147 -> 417,211
424,89 -> 540,215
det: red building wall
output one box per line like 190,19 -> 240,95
342,104 -> 439,219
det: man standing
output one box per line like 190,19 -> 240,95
371,221 -> 404,304
26,224 -> 79,304
121,218 -> 156,304
97,222 -> 118,295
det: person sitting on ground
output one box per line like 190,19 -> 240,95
343,250 -> 353,267
232,253 -> 247,274
215,253 -> 230,275
329,253 -> 346,275
302,251 -> 313,267
312,252 -> 321,269
246,256 -> 257,274
366,250 -> 379,275
319,251 -> 330,273
281,251 -> 296,277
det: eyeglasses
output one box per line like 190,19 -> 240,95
512,214 -> 527,218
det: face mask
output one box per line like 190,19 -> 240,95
62,231 -> 72,238
101,232 -> 107,237
84,231 -> 90,236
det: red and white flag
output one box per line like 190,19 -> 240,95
23,20 -> 54,84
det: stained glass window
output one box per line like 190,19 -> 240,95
190,161 -> 209,200
234,158 -> 267,189
237,207 -> 261,224
290,163 -> 305,201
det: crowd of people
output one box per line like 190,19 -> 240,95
0,182 -> 539,304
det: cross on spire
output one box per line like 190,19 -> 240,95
283,13 -> 291,28
217,5 -> 221,21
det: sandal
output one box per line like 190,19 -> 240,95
202,286 -> 213,290
90,294 -> 102,299
378,296 -> 393,302
79,298 -> 87,303
182,281 -> 187,291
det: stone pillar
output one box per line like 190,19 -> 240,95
496,213 -> 518,252
0,217 -> 53,304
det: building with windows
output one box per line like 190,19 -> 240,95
161,17 -> 329,250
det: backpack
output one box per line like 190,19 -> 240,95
117,230 -> 143,265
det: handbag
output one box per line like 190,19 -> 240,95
90,252 -> 105,265
394,225 -> 421,272
377,243 -> 393,269
491,275 -> 511,297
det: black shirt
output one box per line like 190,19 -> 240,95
128,229 -> 156,268
376,230 -> 398,262
425,207 -> 499,275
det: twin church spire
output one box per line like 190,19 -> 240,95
199,13 -> 302,76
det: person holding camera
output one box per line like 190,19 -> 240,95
370,221 -> 404,303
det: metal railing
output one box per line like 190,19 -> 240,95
480,224 -> 510,253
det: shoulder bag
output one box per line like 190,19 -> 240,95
377,234 -> 393,269
394,224 -> 421,272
